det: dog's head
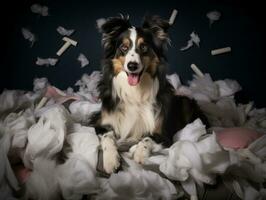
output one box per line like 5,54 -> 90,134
98,14 -> 171,86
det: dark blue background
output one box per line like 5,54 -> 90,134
2,0 -> 265,107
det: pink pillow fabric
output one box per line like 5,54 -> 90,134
216,127 -> 263,150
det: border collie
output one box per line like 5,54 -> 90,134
92,14 -> 208,174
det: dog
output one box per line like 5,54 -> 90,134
91,14 -> 208,174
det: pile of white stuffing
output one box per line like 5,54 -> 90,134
1,71 -> 266,200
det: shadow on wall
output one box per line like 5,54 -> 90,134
1,0 -> 265,107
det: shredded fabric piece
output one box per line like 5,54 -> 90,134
33,77 -> 49,92
0,90 -> 39,117
36,57 -> 58,67
96,18 -> 107,31
0,130 -> 19,191
96,168 -> 177,200
21,28 -> 36,47
56,26 -> 75,36
24,105 -> 68,169
75,71 -> 102,102
215,79 -> 242,97
77,53 -> 89,68
180,31 -> 200,51
44,86 -> 80,105
69,100 -> 101,123
174,73 -> 242,104
24,158 -> 60,200
206,10 -> 221,27
57,124 -> 100,199
166,74 -> 181,91
30,4 -> 49,16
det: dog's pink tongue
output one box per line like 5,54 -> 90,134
128,74 -> 140,86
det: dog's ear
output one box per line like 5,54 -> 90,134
142,15 -> 170,50
97,15 -> 131,57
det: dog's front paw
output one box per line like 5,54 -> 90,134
133,142 -> 151,164
132,137 -> 163,164
103,148 -> 120,174
133,137 -> 155,164
101,132 -> 120,174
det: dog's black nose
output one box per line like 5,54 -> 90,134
127,62 -> 138,72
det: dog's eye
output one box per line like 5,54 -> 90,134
120,44 -> 129,52
140,44 -> 148,53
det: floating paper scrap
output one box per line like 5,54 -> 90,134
211,47 -> 231,55
169,9 -> 178,25
206,10 -> 221,27
77,53 -> 89,68
56,26 -> 75,36
166,73 -> 181,90
33,77 -> 49,92
180,31 -> 200,51
30,4 -> 49,16
21,28 -> 36,47
36,57 -> 58,67
190,63 -> 204,78
96,18 -> 106,31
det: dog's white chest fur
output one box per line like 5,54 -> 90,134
101,71 -> 160,141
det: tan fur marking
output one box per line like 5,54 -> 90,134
101,109 -> 111,125
137,37 -> 144,46
143,56 -> 159,76
112,56 -> 125,75
123,38 -> 130,47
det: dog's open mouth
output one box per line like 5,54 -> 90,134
127,73 -> 140,86
127,71 -> 143,86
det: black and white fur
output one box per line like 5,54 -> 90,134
92,15 -> 208,174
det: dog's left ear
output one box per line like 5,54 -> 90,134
142,15 -> 171,49
97,15 -> 131,58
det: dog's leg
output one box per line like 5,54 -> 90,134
100,131 -> 120,174
131,137 -> 162,164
